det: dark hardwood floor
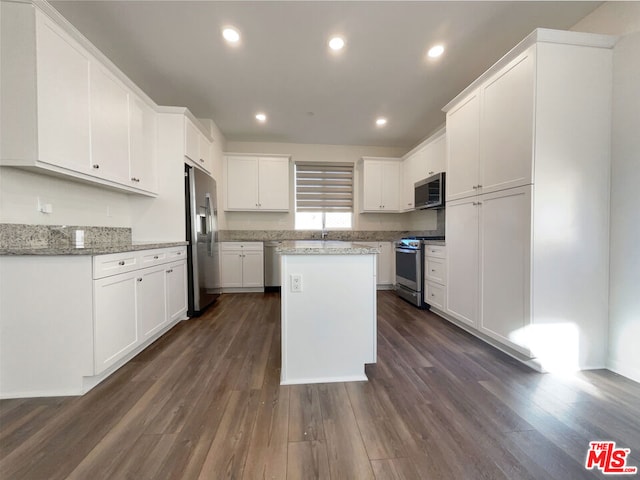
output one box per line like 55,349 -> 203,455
1,291 -> 639,479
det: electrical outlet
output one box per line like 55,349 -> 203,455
290,274 -> 302,293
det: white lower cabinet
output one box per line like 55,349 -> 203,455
166,260 -> 188,322
220,242 -> 264,290
359,242 -> 394,288
445,186 -> 532,356
94,272 -> 139,374
92,248 -> 188,375
137,267 -> 167,341
424,245 -> 447,311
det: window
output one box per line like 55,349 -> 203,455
295,163 -> 353,230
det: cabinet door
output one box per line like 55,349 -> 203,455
400,149 -> 424,210
90,63 -> 130,183
94,273 -> 137,374
445,197 -> 479,327
226,156 -> 259,210
35,13 -> 91,173
198,135 -> 213,173
166,261 -> 187,322
129,96 -> 158,193
481,48 -> 535,194
242,251 -> 264,288
258,157 -> 290,211
136,267 -> 166,340
446,92 -> 480,201
425,256 -> 446,285
377,242 -> 394,285
220,250 -> 243,287
362,161 -> 382,211
184,118 -> 199,163
380,162 -> 400,211
425,134 -> 446,177
479,186 -> 532,355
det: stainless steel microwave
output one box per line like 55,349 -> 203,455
415,172 -> 445,210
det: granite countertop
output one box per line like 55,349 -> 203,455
422,240 -> 446,246
277,241 -> 380,255
0,241 -> 188,256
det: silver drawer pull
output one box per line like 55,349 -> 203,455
431,269 -> 436,272
118,261 -> 125,266
93,164 -> 100,169
153,255 -> 159,259
176,252 -> 182,255
137,278 -> 142,282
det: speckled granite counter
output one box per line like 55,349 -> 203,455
277,241 -> 380,255
0,241 -> 188,256
0,223 -> 187,255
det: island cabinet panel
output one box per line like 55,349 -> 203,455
441,29 -> 614,370
224,154 -> 291,211
280,252 -> 377,385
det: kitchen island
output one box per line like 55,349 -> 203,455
277,241 -> 379,385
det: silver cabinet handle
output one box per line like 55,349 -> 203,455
431,269 -> 436,272
153,255 -> 159,259
93,164 -> 100,169
137,278 -> 142,282
167,269 -> 173,273
428,171 -> 434,175
118,260 -> 125,266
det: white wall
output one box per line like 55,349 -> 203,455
223,141 -> 437,231
0,167 -> 132,227
572,2 -> 640,382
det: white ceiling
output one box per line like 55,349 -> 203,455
50,1 -> 601,150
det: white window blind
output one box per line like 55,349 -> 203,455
295,163 -> 354,212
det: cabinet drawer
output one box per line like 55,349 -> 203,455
220,242 -> 263,251
425,257 -> 446,285
142,246 -> 186,264
425,282 -> 446,311
424,244 -> 446,258
140,250 -> 167,266
93,252 -> 138,279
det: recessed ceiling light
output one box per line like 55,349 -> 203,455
329,36 -> 345,51
428,44 -> 445,58
222,27 -> 240,44
255,113 -> 267,123
376,117 -> 387,127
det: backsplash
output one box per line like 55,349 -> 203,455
0,224 -> 132,249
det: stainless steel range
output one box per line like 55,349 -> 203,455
395,237 -> 444,308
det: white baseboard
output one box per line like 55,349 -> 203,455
607,358 -> 640,384
280,374 -> 368,385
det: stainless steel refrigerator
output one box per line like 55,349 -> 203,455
185,164 -> 220,316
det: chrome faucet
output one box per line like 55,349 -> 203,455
321,228 -> 328,240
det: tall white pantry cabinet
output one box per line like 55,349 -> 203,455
443,29 -> 615,371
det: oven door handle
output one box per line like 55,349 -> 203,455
396,248 -> 419,254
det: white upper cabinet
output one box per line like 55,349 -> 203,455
90,63 -> 131,183
184,117 -> 213,175
480,48 -> 535,194
446,91 -> 480,201
0,3 -> 158,196
35,10 -> 91,174
129,96 -> 158,193
400,130 -> 446,211
360,158 -> 401,212
224,154 -> 290,211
